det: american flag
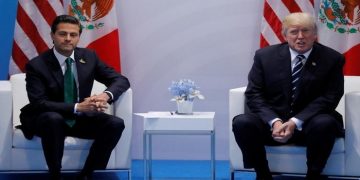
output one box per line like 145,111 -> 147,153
260,0 -> 315,48
9,0 -> 121,75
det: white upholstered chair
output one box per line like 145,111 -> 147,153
229,76 -> 360,179
0,73 -> 132,178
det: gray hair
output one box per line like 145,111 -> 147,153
281,12 -> 317,36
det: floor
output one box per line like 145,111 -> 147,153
0,160 -> 359,180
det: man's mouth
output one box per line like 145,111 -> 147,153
297,41 -> 305,46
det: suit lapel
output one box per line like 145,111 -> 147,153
277,44 -> 293,100
74,48 -> 86,99
297,43 -> 321,91
45,50 -> 64,90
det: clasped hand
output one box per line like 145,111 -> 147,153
272,120 -> 296,143
76,93 -> 109,112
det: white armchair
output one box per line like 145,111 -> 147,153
0,73 -> 132,177
229,76 -> 360,178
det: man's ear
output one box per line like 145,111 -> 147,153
50,32 -> 54,41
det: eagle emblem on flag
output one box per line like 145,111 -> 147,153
68,0 -> 114,30
319,0 -> 360,34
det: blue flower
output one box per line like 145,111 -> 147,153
168,79 -> 205,102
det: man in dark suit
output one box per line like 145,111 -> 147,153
232,12 -> 344,180
19,15 -> 130,180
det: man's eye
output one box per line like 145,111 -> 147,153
290,30 -> 299,35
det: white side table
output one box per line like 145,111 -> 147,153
135,111 -> 216,180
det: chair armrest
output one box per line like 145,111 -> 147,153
229,87 -> 247,120
113,88 -> 132,168
0,81 -> 12,170
344,92 -> 360,176
229,87 -> 246,170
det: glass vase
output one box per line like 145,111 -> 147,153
176,101 -> 193,114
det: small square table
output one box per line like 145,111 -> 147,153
135,111 -> 216,180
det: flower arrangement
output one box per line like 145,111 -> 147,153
168,79 -> 205,102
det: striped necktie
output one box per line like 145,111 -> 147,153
290,54 -> 305,110
64,58 -> 77,127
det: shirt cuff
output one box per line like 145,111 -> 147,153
74,103 -> 78,113
290,117 -> 303,131
269,118 -> 283,129
104,91 -> 113,101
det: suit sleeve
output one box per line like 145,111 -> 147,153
92,53 -> 130,102
245,51 -> 280,123
25,62 -> 75,116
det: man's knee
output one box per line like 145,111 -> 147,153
232,114 -> 256,132
35,112 -> 65,137
305,114 -> 338,135
109,116 -> 125,132
310,114 -> 336,128
37,112 -> 64,127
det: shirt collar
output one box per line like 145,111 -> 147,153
53,48 -> 75,65
289,48 -> 312,62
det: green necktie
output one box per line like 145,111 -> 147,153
64,58 -> 77,127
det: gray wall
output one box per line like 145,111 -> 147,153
117,0 -> 264,160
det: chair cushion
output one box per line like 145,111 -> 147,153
265,137 -> 344,154
13,129 -> 93,150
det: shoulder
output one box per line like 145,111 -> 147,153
74,47 -> 100,61
253,43 -> 289,63
30,49 -> 52,60
27,49 -> 54,66
313,42 -> 343,57
74,47 -> 97,56
255,43 -> 288,56
311,42 -> 344,65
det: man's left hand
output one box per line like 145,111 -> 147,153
89,93 -> 109,112
272,120 -> 296,143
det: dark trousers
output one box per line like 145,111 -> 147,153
232,113 -> 340,175
34,111 -> 125,176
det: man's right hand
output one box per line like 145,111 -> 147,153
272,120 -> 285,140
272,120 -> 295,143
76,95 -> 108,112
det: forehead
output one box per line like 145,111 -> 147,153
287,24 -> 312,30
55,23 -> 80,33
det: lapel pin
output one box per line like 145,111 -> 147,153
312,62 -> 316,66
79,59 -> 86,64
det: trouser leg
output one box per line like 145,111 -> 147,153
303,114 -> 338,179
71,112 -> 125,175
34,112 -> 67,178
232,113 -> 272,179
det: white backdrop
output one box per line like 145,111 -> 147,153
117,0 -> 264,160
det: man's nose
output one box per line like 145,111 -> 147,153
65,34 -> 71,40
297,31 -> 304,38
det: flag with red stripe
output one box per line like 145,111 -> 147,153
318,0 -> 360,75
9,0 -> 121,75
66,0 -> 121,72
9,0 -> 64,75
260,0 -> 315,48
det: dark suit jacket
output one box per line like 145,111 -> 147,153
245,42 -> 344,127
19,48 -> 130,139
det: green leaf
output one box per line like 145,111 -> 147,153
87,25 -> 94,30
337,28 -> 346,33
349,28 -> 357,33
327,22 -> 334,29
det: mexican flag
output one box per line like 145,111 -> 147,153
318,0 -> 360,75
67,0 -> 121,72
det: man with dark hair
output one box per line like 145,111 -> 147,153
232,12 -> 344,180
20,14 -> 130,180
